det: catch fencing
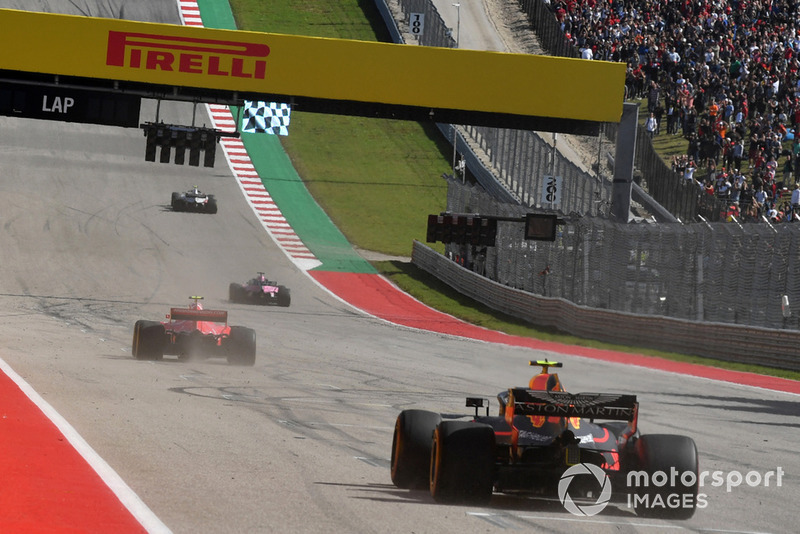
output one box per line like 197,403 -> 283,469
379,0 -> 800,364
387,0 -> 800,329
413,237 -> 800,371
391,0 -> 727,223
445,176 -> 800,331
388,0 -> 455,48
391,0 -> 615,217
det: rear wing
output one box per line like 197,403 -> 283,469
503,388 -> 639,461
507,388 -> 638,422
169,308 -> 228,323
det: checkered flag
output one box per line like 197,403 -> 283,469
242,101 -> 291,135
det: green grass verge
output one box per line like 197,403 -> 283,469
229,0 -> 800,380
281,115 -> 452,256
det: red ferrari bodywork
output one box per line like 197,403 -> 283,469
165,304 -> 230,339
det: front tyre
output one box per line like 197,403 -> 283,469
390,410 -> 442,490
227,326 -> 256,366
430,421 -> 495,505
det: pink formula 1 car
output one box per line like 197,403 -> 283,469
132,297 -> 256,366
229,272 -> 291,307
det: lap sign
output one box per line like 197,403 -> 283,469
42,95 -> 75,113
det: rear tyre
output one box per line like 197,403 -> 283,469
132,320 -> 165,361
171,192 -> 181,211
227,326 -> 256,366
390,410 -> 442,490
206,198 -> 218,214
632,434 -> 699,519
277,286 -> 291,307
229,283 -> 242,303
430,421 -> 495,505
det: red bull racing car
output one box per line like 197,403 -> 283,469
390,361 -> 699,519
171,186 -> 218,214
131,297 -> 256,365
229,272 -> 291,307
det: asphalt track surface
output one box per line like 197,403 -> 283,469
432,0 -> 507,51
0,1 -> 798,533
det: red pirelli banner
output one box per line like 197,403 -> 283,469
0,9 -> 625,123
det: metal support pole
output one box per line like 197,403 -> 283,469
451,3 -> 461,182
611,102 -> 639,223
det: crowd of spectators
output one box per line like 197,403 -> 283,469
549,0 -> 800,222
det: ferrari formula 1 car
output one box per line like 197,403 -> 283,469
229,272 -> 291,307
171,186 -> 217,214
390,360 -> 699,519
131,297 -> 256,365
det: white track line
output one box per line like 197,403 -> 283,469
0,357 -> 172,534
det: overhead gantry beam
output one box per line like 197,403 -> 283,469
0,9 -> 626,133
